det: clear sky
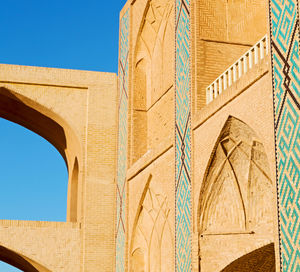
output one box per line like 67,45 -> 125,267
0,0 -> 127,270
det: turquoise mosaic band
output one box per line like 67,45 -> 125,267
175,0 -> 192,271
269,0 -> 300,271
116,8 -> 129,272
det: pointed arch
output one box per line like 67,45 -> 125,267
131,0 -> 174,163
198,116 -> 273,234
130,174 -> 173,272
0,86 -> 82,222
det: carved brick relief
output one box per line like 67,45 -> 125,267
136,0 -> 174,105
132,0 -> 174,162
199,116 -> 274,235
130,178 -> 173,272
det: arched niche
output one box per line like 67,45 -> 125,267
198,116 -> 274,235
0,244 -> 51,272
220,243 -> 275,272
131,0 -> 174,164
0,86 -> 82,222
130,175 -> 173,272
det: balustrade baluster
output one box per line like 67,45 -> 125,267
219,77 -> 223,94
233,65 -> 237,82
254,44 -> 259,64
244,55 -> 247,73
224,73 -> 227,90
206,34 -> 268,104
249,50 -> 253,69
260,40 -> 264,59
228,69 -> 232,87
214,81 -> 218,98
238,59 -> 242,78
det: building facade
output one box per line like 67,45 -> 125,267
0,0 -> 298,271
117,0 -> 299,271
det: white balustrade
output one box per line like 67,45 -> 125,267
206,35 -> 269,104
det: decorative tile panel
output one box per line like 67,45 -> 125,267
269,0 -> 300,271
116,8 -> 129,272
175,0 -> 192,271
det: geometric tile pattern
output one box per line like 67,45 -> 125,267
175,0 -> 192,271
116,8 -> 129,272
269,1 -> 300,271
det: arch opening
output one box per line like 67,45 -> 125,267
0,87 -> 69,164
0,117 -> 68,221
220,243 -> 275,272
0,261 -> 22,271
0,86 -> 81,222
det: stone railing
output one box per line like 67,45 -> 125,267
206,35 -> 269,104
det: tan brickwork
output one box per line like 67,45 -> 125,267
124,0 -> 279,271
0,220 -> 80,271
0,0 -> 282,271
193,58 -> 279,271
0,64 -> 117,271
192,0 -> 268,109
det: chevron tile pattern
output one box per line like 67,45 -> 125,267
269,0 -> 300,271
175,0 -> 192,271
116,9 -> 129,272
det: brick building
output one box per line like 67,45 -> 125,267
0,0 -> 298,271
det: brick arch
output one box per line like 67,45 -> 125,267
0,86 -> 81,167
0,64 -> 117,271
0,86 -> 81,222
0,244 -> 51,272
129,174 -> 173,272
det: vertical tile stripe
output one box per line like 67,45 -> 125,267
175,0 -> 192,271
269,0 -> 300,271
116,9 -> 129,272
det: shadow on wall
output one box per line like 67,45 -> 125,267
221,243 -> 275,272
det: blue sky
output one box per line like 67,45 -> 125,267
0,0 -> 127,270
